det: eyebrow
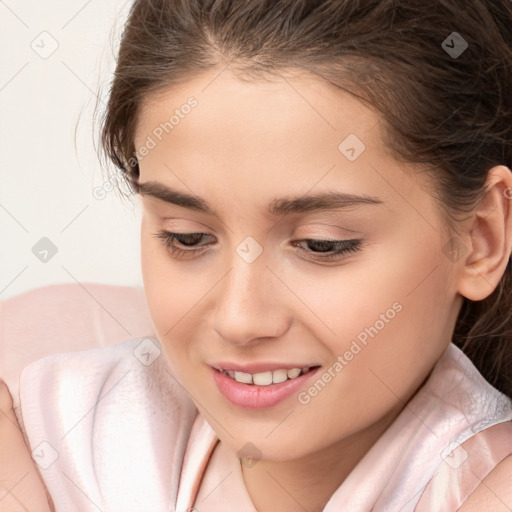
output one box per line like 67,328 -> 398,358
135,180 -> 383,216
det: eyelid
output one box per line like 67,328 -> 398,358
142,207 -> 216,231
297,223 -> 363,238
160,217 -> 216,231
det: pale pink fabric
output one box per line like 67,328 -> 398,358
1,283 -> 155,405
415,422 -> 512,511
17,335 -> 512,511
19,337 -> 197,511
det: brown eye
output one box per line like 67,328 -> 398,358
294,238 -> 362,261
153,231 -> 214,257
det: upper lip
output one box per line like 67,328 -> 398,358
210,362 -> 320,373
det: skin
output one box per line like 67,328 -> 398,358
0,380 -> 53,511
0,67 -> 511,511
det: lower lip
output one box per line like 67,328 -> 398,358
211,367 -> 320,409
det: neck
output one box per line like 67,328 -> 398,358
240,401 -> 404,512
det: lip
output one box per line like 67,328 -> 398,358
211,366 -> 321,409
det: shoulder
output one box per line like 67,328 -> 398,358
458,454 -> 512,511
17,337 -> 199,510
19,336 -> 197,428
20,335 -> 160,379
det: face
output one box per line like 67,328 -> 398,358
134,68 -> 462,462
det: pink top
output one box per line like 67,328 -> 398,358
18,337 -> 512,511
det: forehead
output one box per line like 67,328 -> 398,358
134,68 -> 431,217
135,67 -> 380,153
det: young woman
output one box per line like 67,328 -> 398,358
2,0 -> 512,510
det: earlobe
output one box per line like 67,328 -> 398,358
456,165 -> 512,301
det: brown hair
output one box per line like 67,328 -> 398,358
101,0 -> 512,397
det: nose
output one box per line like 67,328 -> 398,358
212,257 -> 291,346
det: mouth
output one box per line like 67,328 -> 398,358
210,364 -> 321,409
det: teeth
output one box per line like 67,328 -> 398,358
225,366 -> 314,385
253,371 -> 273,386
287,368 -> 301,379
234,371 -> 252,384
272,369 -> 288,384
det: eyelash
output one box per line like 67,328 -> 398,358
153,230 -> 362,262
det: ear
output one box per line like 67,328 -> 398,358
456,165 -> 512,301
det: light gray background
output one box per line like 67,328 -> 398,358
1,1 -> 143,299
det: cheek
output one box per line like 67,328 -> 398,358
140,227 -> 190,344
296,233 -> 450,353
140,226 -> 219,367
140,228 -> 168,327
300,239 -> 455,428
140,239 -> 195,383
286,236 -> 449,345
